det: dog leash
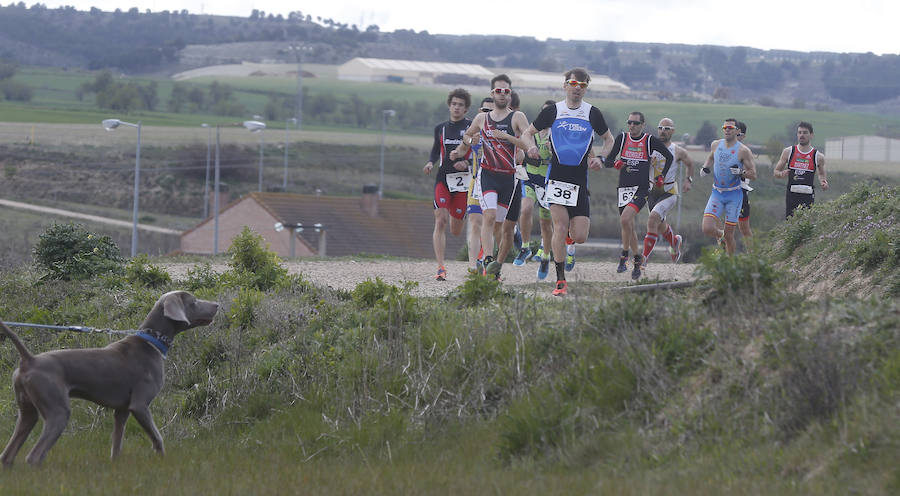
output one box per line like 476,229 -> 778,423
3,322 -> 138,336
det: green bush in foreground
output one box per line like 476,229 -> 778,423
32,223 -> 124,281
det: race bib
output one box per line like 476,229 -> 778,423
546,180 -> 579,207
617,185 -> 639,207
470,173 -> 481,200
790,184 -> 814,194
446,172 -> 471,193
535,185 -> 550,210
514,165 -> 529,180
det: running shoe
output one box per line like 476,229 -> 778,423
513,225 -> 523,251
616,255 -> 628,273
533,246 -> 544,263
552,280 -> 568,296
513,247 -> 530,266
482,256 -> 494,277
486,260 -> 503,280
435,265 -> 447,281
565,244 -> 576,271
631,255 -> 643,281
670,234 -> 683,263
537,260 -> 550,280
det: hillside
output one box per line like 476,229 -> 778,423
0,189 -> 897,492
3,4 -> 900,115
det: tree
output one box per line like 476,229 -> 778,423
695,121 -> 717,149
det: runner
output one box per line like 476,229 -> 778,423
511,68 -> 614,296
450,74 -> 530,281
604,111 -> 673,280
773,121 -> 829,218
735,121 -> 753,238
423,88 -> 473,280
514,100 -> 556,280
643,117 -> 693,267
700,118 -> 757,254
465,97 -> 494,273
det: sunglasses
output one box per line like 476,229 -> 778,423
658,126 -> 674,131
566,79 -> 588,89
492,88 -> 511,95
480,107 -> 492,113
737,133 -> 745,137
627,120 -> 643,126
722,125 -> 737,130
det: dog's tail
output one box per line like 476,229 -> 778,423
0,320 -> 35,364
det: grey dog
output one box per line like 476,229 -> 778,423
0,290 -> 218,466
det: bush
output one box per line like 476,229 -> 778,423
32,223 -> 124,281
125,254 -> 172,288
448,270 -> 512,307
183,262 -> 221,291
694,248 -> 781,302
223,227 -> 288,291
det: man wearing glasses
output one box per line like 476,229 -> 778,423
645,118 -> 694,266
463,97 -> 494,273
423,88 -> 473,281
700,118 -> 757,254
735,121 -> 753,238
511,68 -> 614,296
450,75 -> 530,281
773,121 -> 828,218
604,111 -> 673,280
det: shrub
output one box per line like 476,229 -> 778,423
851,230 -> 900,270
223,227 -> 288,291
183,262 -> 220,291
32,223 -> 124,281
782,215 -> 815,256
125,254 -> 172,288
448,270 -> 512,307
694,248 -> 781,302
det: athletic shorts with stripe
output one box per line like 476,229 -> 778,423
739,189 -> 750,221
704,188 -> 743,226
523,173 -> 552,220
434,181 -> 467,220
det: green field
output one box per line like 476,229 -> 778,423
6,65 -> 900,149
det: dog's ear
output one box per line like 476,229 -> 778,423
163,293 -> 190,325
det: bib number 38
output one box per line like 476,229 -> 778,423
547,180 -> 579,207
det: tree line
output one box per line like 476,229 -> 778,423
3,4 -> 900,106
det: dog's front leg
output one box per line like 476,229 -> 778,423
130,406 -> 165,455
110,408 -> 130,458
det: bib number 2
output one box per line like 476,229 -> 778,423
547,180 -> 579,207
446,172 -> 471,193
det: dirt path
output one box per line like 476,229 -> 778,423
165,259 -> 698,297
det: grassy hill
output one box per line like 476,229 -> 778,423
0,187 -> 898,492
6,65 -> 900,148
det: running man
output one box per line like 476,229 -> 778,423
643,117 -> 693,266
450,74 -> 530,280
735,121 -> 753,238
465,97 -> 494,273
423,88 -> 472,281
514,99 -> 556,280
604,111 -> 673,280
700,118 -> 757,254
511,68 -> 614,296
773,121 -> 828,218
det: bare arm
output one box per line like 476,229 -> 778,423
818,152 -> 829,190
739,145 -> 756,180
677,145 -> 694,192
701,140 -> 718,175
597,129 -> 614,159
773,146 -> 791,179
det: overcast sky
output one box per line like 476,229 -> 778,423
36,0 -> 895,55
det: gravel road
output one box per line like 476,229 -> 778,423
165,259 -> 698,297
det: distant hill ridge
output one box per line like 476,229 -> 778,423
1,4 -> 900,106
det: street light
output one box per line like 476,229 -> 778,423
201,123 -> 211,218
378,109 -> 396,198
287,44 -> 312,129
102,118 -> 141,257
283,117 -> 297,190
243,120 -> 267,192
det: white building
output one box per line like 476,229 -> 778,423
825,136 -> 900,162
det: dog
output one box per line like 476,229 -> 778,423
0,290 -> 218,466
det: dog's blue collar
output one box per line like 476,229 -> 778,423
136,331 -> 170,357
